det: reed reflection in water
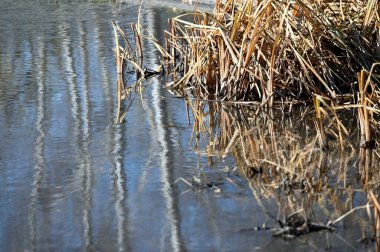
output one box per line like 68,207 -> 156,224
186,97 -> 380,248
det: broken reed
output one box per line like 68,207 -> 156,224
162,0 -> 380,146
112,1 -> 154,124
112,13 -> 167,123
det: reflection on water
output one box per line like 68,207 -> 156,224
30,35 -> 46,251
0,0 -> 378,251
186,98 -> 380,249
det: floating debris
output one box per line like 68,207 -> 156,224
273,212 -> 333,238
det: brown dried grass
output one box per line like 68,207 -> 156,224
164,0 -> 379,104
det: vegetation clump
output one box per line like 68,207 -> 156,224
114,0 -> 380,147
112,0 -> 380,241
164,0 -> 379,105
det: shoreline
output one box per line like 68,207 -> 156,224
118,0 -> 215,11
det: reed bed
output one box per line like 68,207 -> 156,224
113,1 -> 380,145
159,0 -> 380,146
165,0 -> 379,102
112,0 -> 380,242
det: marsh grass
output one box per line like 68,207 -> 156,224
164,0 -> 379,100
159,0 -> 380,146
112,1 -> 380,143
112,0 -> 380,241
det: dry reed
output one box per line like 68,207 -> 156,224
164,0 -> 379,101
159,0 -> 380,145
112,0 -> 380,241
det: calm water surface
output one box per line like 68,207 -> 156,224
0,0 -> 374,251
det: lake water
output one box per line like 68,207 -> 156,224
0,0 -> 377,251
